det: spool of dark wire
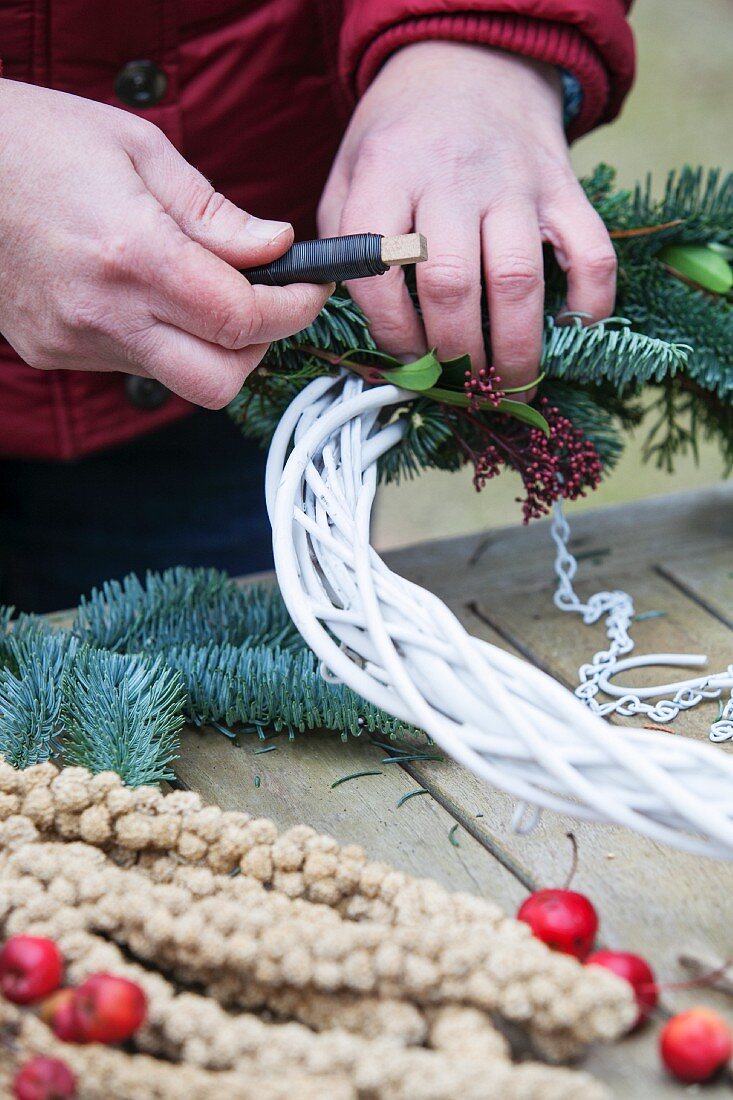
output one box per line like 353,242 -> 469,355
242,232 -> 428,286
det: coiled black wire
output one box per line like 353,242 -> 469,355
243,233 -> 386,286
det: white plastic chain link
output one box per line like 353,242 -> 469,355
267,372 -> 733,858
551,502 -> 733,742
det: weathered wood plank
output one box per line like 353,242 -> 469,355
659,547 -> 733,630
473,564 -> 733,743
175,726 -> 525,908
465,563 -> 733,956
385,485 -> 733,605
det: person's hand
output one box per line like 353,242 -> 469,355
0,81 -> 332,408
319,43 -> 617,394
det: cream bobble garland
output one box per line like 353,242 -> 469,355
0,758 -> 635,1096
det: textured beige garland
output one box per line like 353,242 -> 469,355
0,758 -> 635,1097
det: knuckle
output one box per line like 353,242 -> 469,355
121,323 -> 163,368
23,341 -> 63,371
491,259 -> 543,301
419,259 -> 475,304
92,233 -> 141,282
198,374 -> 245,410
211,309 -> 253,351
125,115 -> 168,154
582,246 -> 618,281
185,182 -> 227,228
371,319 -> 413,353
355,134 -> 386,172
56,292 -> 110,338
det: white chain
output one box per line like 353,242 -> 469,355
551,502 -> 733,740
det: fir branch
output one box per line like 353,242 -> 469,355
60,649 -> 184,786
641,384 -> 700,473
377,401 -> 462,484
0,634 -> 78,768
165,640 -> 416,739
630,167 -> 733,247
541,314 -> 690,392
584,166 -> 733,249
74,567 -> 299,654
618,262 -> 733,400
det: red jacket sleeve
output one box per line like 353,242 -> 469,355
340,1 -> 635,139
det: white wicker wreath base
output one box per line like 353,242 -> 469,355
266,372 -> 733,859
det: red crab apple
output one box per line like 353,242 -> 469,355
0,936 -> 63,1005
12,1056 -> 76,1100
516,833 -> 599,960
71,973 -> 147,1044
586,950 -> 658,1028
517,890 -> 598,960
660,1007 -> 733,1084
41,989 -> 87,1044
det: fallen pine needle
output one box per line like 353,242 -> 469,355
254,745 -> 278,755
632,610 -> 667,622
448,824 -> 461,847
644,724 -> 676,734
382,753 -> 444,764
397,788 -> 429,808
331,770 -> 383,789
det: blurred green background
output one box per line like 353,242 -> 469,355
373,0 -> 733,550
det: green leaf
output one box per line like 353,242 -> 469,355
504,372 -> 545,394
658,243 -> 733,294
381,350 -> 443,391
421,386 -> 472,407
417,386 -> 550,435
495,398 -> 551,435
435,354 -> 473,388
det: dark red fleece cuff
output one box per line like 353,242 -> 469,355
353,13 -> 613,140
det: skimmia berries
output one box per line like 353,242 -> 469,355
449,392 -> 603,524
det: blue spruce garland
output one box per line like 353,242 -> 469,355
0,568 -> 416,785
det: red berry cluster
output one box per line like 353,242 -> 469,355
463,365 -> 504,411
516,838 -> 732,1084
503,399 -> 603,524
0,935 -> 147,1099
451,397 -> 603,524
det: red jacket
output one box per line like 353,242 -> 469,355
0,0 -> 634,461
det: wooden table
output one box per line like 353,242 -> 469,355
174,485 -> 733,1098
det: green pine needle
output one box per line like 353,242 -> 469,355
0,634 -> 77,768
60,649 -> 185,786
331,770 -> 383,788
396,788 -> 429,808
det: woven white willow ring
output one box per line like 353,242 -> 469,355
266,372 -> 733,858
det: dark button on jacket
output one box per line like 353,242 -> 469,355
125,376 -> 170,411
115,59 -> 167,108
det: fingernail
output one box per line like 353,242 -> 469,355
248,218 -> 292,245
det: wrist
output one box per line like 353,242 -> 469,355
379,41 -> 564,127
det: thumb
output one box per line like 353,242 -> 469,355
130,128 -> 293,266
